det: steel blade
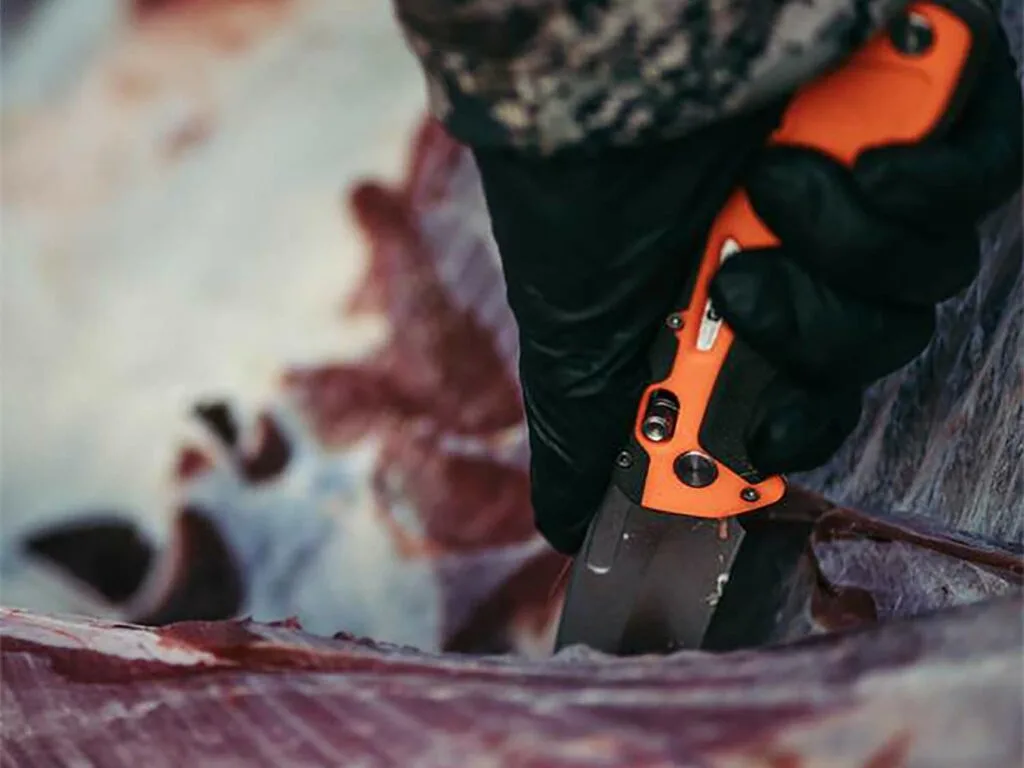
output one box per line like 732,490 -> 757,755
554,486 -> 818,654
554,484 -> 746,655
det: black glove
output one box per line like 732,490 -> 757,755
475,28 -> 1021,556
709,27 -> 1022,475
474,105 -> 786,555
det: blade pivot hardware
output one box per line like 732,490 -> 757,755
673,451 -> 718,488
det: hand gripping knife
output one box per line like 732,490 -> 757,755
554,0 -> 994,655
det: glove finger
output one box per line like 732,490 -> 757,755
710,249 -> 936,387
853,30 -> 1024,229
745,147 -> 981,307
522,381 -> 642,556
746,378 -> 863,476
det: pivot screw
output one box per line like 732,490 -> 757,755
616,450 -> 634,469
666,313 -> 684,330
674,451 -> 718,488
740,487 -> 760,503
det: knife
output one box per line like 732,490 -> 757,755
554,0 -> 994,655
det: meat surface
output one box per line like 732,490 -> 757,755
2,598 -> 1021,767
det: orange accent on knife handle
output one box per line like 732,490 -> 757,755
622,1 -> 986,519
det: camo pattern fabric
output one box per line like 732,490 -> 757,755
392,0 -> 918,154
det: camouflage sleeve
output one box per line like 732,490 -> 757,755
392,0 -> 921,155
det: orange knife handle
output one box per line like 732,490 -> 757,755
613,0 -> 992,519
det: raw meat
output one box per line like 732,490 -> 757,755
1,0 -> 557,655
2,597 -> 1021,767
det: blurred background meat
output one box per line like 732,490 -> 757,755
0,0 -> 563,655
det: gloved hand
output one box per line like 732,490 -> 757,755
474,27 -> 1022,556
710,29 -> 1023,476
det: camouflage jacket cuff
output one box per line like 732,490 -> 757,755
393,0 -> 994,155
